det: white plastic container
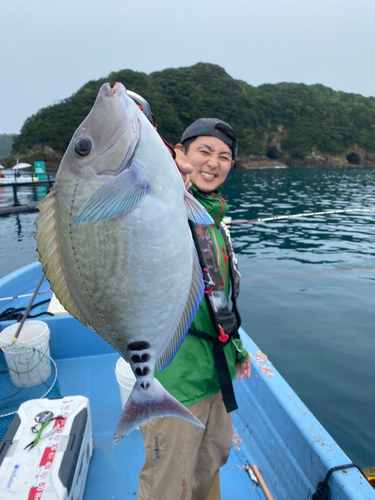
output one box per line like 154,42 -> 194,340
47,293 -> 68,316
0,396 -> 93,500
0,320 -> 51,387
115,357 -> 136,408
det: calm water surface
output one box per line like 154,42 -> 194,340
0,168 -> 374,467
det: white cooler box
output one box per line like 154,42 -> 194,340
0,396 -> 93,500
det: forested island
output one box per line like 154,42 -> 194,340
2,63 -> 375,169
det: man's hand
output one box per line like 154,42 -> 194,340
174,148 -> 193,190
236,354 -> 251,380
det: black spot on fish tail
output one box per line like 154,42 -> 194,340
135,367 -> 150,376
131,353 -> 151,363
128,341 -> 150,351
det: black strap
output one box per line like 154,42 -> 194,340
189,328 -> 238,412
188,220 -> 239,336
188,220 -> 240,413
213,342 -> 238,412
219,222 -> 242,329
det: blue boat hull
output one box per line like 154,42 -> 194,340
0,262 -> 374,499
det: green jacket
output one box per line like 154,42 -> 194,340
155,187 -> 248,406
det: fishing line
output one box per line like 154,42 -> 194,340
0,290 -> 52,302
228,207 -> 375,281
1,210 -> 374,299
231,207 -> 375,225
240,267 -> 375,282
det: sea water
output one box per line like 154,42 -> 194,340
0,167 -> 374,468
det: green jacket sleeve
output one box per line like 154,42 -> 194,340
232,338 -> 248,365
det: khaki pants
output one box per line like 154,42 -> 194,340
137,391 -> 232,500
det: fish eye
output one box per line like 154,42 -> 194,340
74,137 -> 92,156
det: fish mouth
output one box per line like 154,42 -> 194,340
100,81 -> 126,98
85,82 -> 139,178
99,84 -> 130,158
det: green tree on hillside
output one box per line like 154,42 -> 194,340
0,134 -> 14,159
11,63 -> 375,163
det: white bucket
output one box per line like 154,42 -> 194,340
0,320 -> 51,387
115,357 -> 136,408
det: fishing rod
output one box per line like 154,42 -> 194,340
231,207 -> 375,225
1,207 -> 374,301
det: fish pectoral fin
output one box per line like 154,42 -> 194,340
74,161 -> 150,225
156,244 -> 204,371
113,379 -> 204,444
184,190 -> 214,225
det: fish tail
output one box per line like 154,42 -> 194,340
113,378 -> 204,444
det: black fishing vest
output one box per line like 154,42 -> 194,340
188,220 -> 242,413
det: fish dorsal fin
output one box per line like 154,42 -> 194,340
157,245 -> 204,371
35,190 -> 90,327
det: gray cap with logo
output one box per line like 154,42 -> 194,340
181,118 -> 238,158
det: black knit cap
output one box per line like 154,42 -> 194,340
181,118 -> 238,158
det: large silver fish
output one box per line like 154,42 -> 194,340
35,82 -> 213,443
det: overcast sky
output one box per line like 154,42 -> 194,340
1,0 -> 375,135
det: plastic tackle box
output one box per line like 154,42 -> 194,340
0,396 -> 93,500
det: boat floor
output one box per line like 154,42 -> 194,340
5,269 -> 372,499
57,352 -> 260,499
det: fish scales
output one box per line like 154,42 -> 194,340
54,141 -> 193,354
35,82 -> 213,442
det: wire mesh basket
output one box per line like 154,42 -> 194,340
0,345 -> 60,440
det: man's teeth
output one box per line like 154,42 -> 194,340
201,172 -> 215,178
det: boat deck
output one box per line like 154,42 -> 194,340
1,263 -> 375,499
58,352 -> 258,499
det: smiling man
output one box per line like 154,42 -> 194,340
176,118 -> 236,193
138,119 -> 250,500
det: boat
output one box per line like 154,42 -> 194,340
0,262 -> 374,499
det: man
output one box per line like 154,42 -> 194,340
138,118 -> 250,500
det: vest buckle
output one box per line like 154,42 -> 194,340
218,325 -> 229,343
202,268 -> 215,294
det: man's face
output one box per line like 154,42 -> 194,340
183,136 -> 234,193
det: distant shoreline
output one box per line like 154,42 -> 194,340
2,153 -> 374,172
235,155 -> 375,169
235,163 -> 375,169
